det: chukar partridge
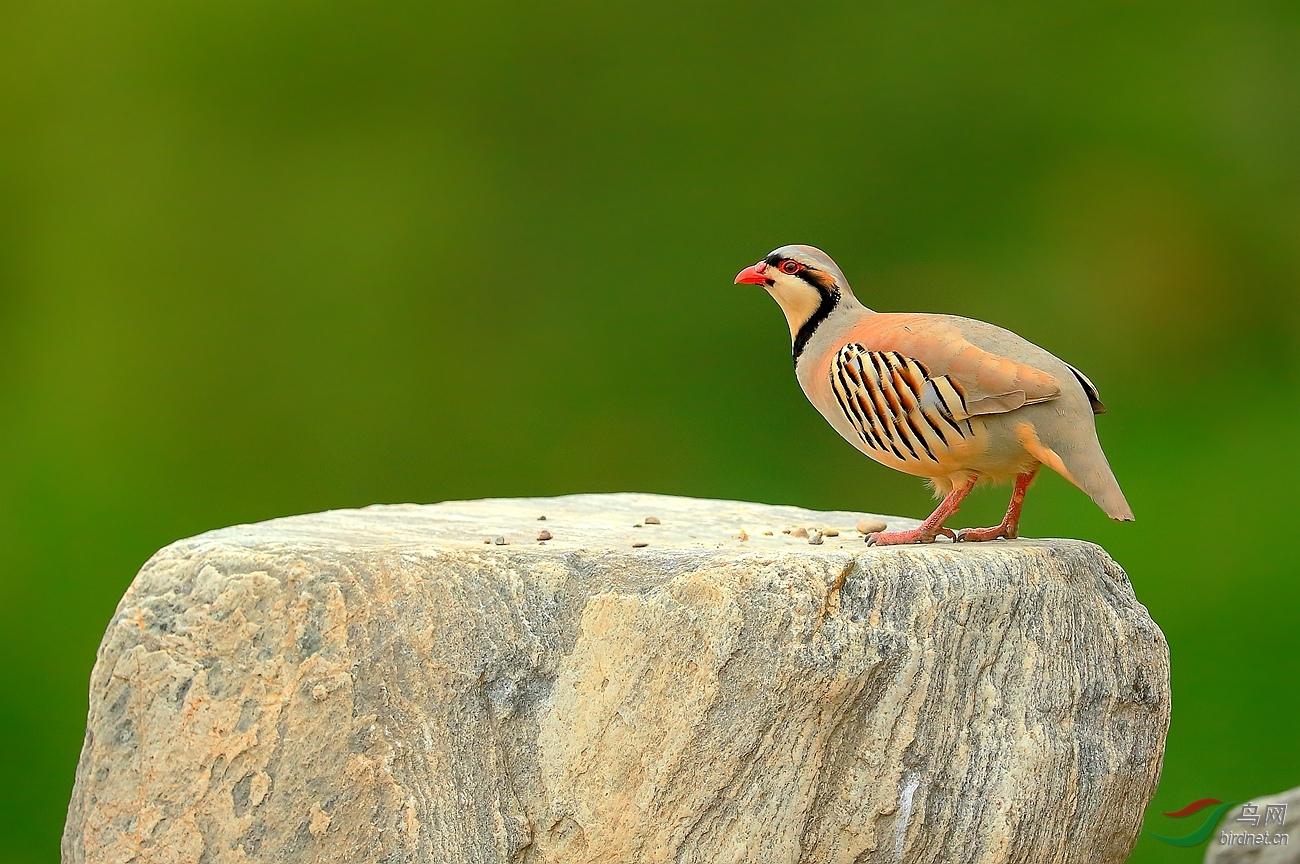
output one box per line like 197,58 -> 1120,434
735,244 -> 1133,546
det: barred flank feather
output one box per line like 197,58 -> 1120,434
829,344 -> 972,466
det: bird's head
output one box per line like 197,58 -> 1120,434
734,244 -> 857,355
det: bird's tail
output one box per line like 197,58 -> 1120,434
1019,421 -> 1134,522
1078,462 -> 1135,522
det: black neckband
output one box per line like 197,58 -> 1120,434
792,271 -> 839,364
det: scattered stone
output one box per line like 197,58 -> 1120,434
537,530 -> 553,542
791,526 -> 809,538
644,516 -> 661,525
538,515 -> 547,521
735,529 -> 748,542
807,530 -> 824,546
311,684 -> 329,702
824,529 -> 839,537
632,541 -> 648,548
856,517 -> 888,534
781,529 -> 792,534
493,536 -> 507,546
762,531 -> 774,536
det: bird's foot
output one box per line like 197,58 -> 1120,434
954,523 -> 1017,543
866,526 -> 956,546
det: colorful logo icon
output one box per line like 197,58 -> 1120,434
1147,798 -> 1237,847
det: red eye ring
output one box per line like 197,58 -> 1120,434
779,260 -> 805,275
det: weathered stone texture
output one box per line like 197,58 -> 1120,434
63,493 -> 1169,864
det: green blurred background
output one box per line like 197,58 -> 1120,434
1,1 -> 1296,861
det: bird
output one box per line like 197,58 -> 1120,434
734,244 -> 1133,546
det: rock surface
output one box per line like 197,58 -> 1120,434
63,493 -> 1169,864
1205,786 -> 1300,864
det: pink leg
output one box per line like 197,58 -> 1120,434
866,477 -> 978,547
956,466 -> 1039,543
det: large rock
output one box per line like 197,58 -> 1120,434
63,493 -> 1169,864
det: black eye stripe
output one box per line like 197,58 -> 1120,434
794,267 -> 833,291
765,255 -> 811,275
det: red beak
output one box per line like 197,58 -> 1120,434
734,262 -> 770,285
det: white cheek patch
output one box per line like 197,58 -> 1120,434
764,279 -> 823,340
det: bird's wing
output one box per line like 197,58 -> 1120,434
1063,361 -> 1107,415
851,314 -> 1063,417
826,316 -> 1069,463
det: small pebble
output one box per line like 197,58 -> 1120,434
634,523 -> 643,528
632,541 -> 649,548
824,529 -> 839,537
537,530 -> 553,541
311,684 -> 329,702
856,517 -> 888,534
644,516 -> 661,525
483,539 -> 491,544
735,529 -> 749,542
762,531 -> 774,536
493,536 -> 507,545
538,515 -> 547,521
791,526 -> 809,538
807,530 -> 824,546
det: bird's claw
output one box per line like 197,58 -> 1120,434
954,524 -> 1014,543
865,525 -> 954,546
